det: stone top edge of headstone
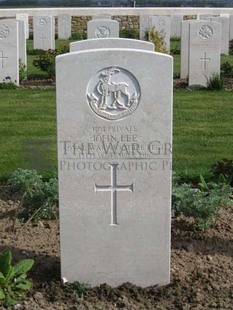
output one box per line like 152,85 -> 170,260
57,48 -> 173,62
70,37 -> 154,45
89,19 -> 118,23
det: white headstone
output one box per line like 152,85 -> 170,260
87,19 -> 119,39
33,16 -> 55,50
211,16 -> 229,55
230,15 -> 233,40
16,13 -> 29,39
9,19 -> 27,66
70,38 -> 154,52
0,20 -> 19,85
180,20 -> 191,79
197,14 -> 213,20
148,16 -> 170,52
139,15 -> 149,40
58,14 -> 71,40
170,14 -> 183,38
189,21 -> 221,86
56,48 -> 173,287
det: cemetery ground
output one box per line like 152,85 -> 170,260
0,38 -> 233,309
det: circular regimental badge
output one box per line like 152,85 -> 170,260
198,25 -> 213,39
95,26 -> 111,38
38,18 -> 47,27
0,25 -> 9,40
87,67 -> 141,121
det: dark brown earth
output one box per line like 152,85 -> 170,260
0,185 -> 232,309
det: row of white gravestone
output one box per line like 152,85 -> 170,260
0,19 -> 27,85
180,20 -> 221,86
56,37 -> 173,287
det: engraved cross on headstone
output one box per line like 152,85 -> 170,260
199,51 -> 211,71
0,50 -> 8,69
95,163 -> 133,226
39,33 -> 47,44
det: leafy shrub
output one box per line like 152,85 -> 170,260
33,45 -> 69,79
9,168 -> 58,222
71,31 -> 87,40
120,29 -> 139,39
19,59 -> 27,83
27,48 -> 46,56
0,82 -> 17,89
172,176 -> 232,230
212,159 -> 233,186
206,73 -> 224,91
221,61 -> 233,78
0,251 -> 34,307
229,39 -> 233,55
147,27 -> 168,54
170,37 -> 180,55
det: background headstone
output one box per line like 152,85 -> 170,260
0,20 -> 19,85
189,21 -> 221,86
139,15 -> 149,40
58,14 -> 71,40
211,16 -> 229,55
56,48 -> 172,287
33,16 -> 55,50
170,13 -> 183,38
148,16 -> 170,52
87,19 -> 119,39
9,19 -> 27,66
16,13 -> 29,39
229,15 -> 233,40
180,20 -> 191,79
70,38 -> 154,52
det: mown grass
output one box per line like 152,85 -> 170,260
173,90 -> 233,180
0,88 -> 232,181
0,89 -> 57,181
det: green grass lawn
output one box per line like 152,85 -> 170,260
0,88 -> 232,181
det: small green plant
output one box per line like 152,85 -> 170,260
229,39 -> 233,55
19,59 -> 27,83
172,176 -> 232,230
64,281 -> 90,299
9,168 -> 58,222
170,37 -> 180,55
212,159 -> 233,186
147,27 -> 168,54
0,251 -> 34,307
33,45 -> 69,79
206,73 -> 224,91
71,31 -> 87,40
221,61 -> 233,78
120,29 -> 139,39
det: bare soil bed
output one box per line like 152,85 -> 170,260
0,185 -> 232,309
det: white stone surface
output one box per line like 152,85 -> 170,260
211,16 -> 229,55
0,20 -> 19,85
58,14 -> 71,40
56,48 -> 172,287
230,15 -> 233,40
70,38 -> 154,52
139,15 -> 149,40
170,13 -> 182,38
189,21 -> 221,86
180,20 -> 193,79
87,19 -> 119,39
9,19 -> 27,66
33,15 -> 55,50
148,16 -> 170,52
16,13 -> 29,39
